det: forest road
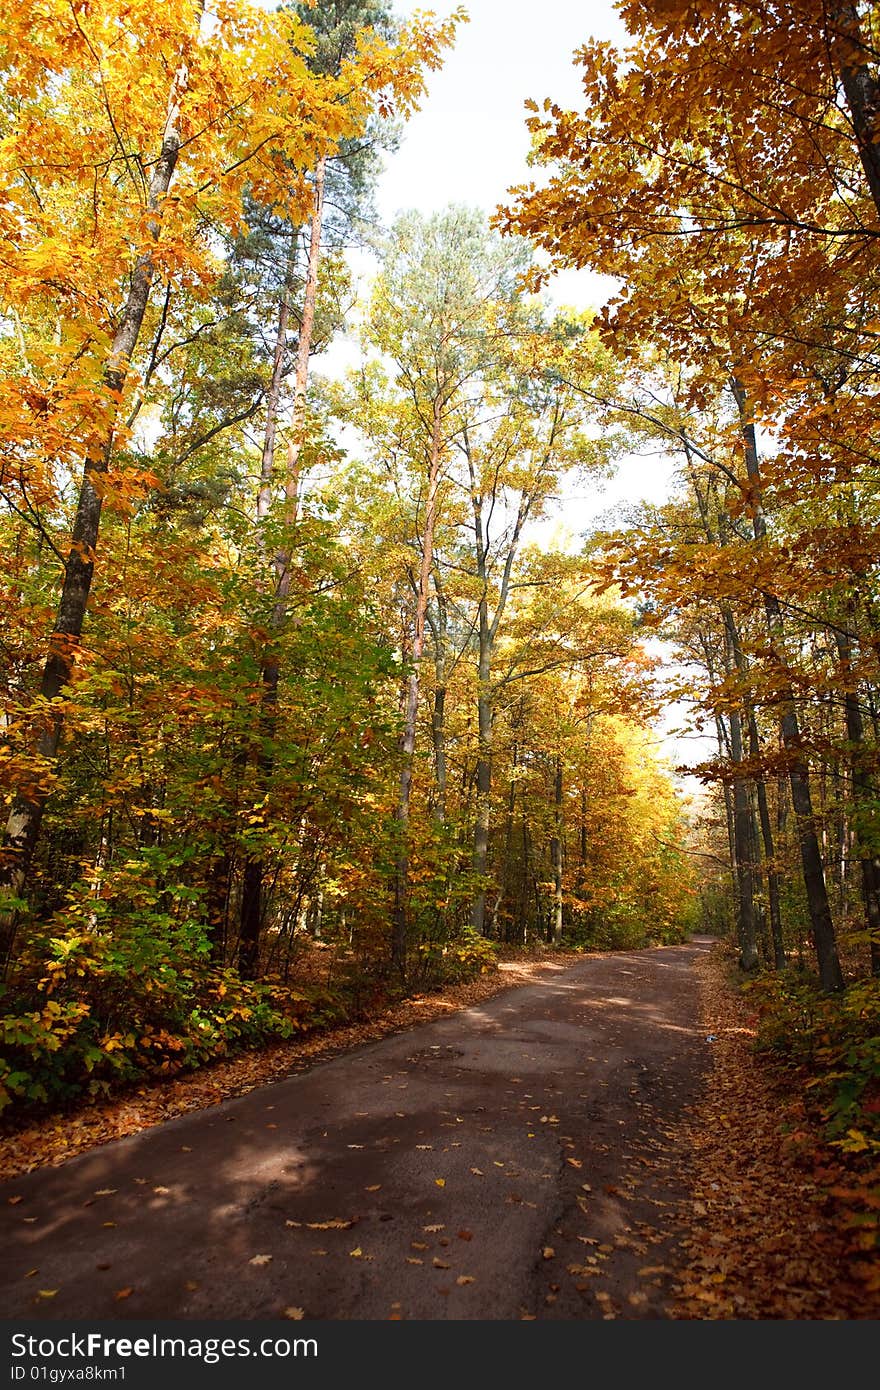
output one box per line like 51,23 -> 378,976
0,938 -> 714,1321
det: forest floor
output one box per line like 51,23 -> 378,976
1,938 -> 877,1319
671,945 -> 880,1318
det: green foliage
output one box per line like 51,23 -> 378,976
0,911 -> 346,1114
411,927 -> 499,988
751,972 -> 880,1156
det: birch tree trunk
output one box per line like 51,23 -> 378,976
391,403 -> 443,978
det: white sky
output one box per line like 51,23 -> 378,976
374,0 -> 626,222
340,0 -> 677,529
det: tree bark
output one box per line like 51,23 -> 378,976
550,754 -> 564,945
238,157 -> 327,978
465,434 -> 534,934
730,376 -> 843,990
728,701 -> 759,972
257,256 -> 294,522
392,402 -> 443,977
470,617 -> 493,933
722,602 -> 786,970
425,568 -> 449,823
831,2 -> 880,219
834,627 -> 880,976
283,153 -> 326,532
747,707 -> 786,969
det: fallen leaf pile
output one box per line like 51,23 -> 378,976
671,945 -> 880,1319
0,949 -> 585,1181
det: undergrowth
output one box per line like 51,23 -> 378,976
748,968 -> 880,1157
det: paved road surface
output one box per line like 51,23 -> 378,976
0,939 -> 712,1320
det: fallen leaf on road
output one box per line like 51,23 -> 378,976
249,1255 -> 272,1266
434,1178 -> 446,1187
94,1189 -> 117,1196
457,1229 -> 473,1241
114,1288 -> 133,1300
24,1269 -> 37,1279
349,1248 -> 363,1258
432,1258 -> 451,1269
456,1276 -> 475,1286
470,1167 -> 484,1176
285,1220 -> 302,1228
424,1224 -> 444,1233
365,1185 -> 381,1193
566,1158 -> 582,1169
153,1187 -> 170,1196
306,1219 -> 354,1230
543,1247 -> 555,1260
283,1308 -> 304,1320
406,1258 -> 423,1265
37,1290 -> 57,1298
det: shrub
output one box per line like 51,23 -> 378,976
751,972 -> 880,1156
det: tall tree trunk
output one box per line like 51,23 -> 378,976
392,402 -> 444,978
238,156 -> 327,978
426,569 -> 449,823
831,2 -> 880,218
729,704 -> 759,972
257,255 -> 294,522
747,708 -> 786,969
464,441 -> 532,934
697,622 -> 746,952
283,153 -> 327,530
722,602 -> 786,969
834,627 -> 880,976
731,376 -> 843,991
470,617 -> 492,933
720,609 -> 758,970
0,59 -> 190,970
550,755 -> 564,945
501,737 -> 518,942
